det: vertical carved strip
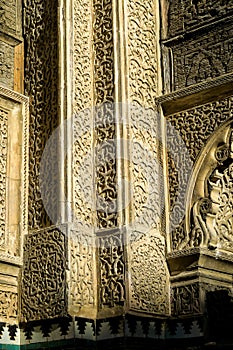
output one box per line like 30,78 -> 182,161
127,0 -> 170,314
0,109 -> 8,248
98,231 -> 125,308
93,0 -> 117,229
24,0 -> 59,229
71,0 -> 95,310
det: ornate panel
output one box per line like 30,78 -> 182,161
171,283 -> 200,316
0,290 -> 17,323
98,231 -> 125,308
93,0 -> 117,229
21,226 -> 67,321
168,0 -> 233,37
129,231 -> 169,314
0,108 -> 8,248
167,96 -> 233,250
171,23 -> 233,90
69,229 -> 94,310
0,42 -> 14,89
24,0 -> 59,229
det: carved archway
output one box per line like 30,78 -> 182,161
185,118 -> 233,250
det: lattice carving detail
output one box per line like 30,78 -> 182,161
98,231 -> 125,308
24,0 -> 59,229
21,226 -> 67,321
167,97 -> 233,250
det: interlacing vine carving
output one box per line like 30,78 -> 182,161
127,0 -> 169,314
24,0 -> 59,229
73,0 -> 94,228
98,232 -> 125,308
93,0 -> 117,229
0,109 -> 8,248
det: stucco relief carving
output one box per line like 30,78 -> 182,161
0,291 -> 17,323
167,97 -> 233,251
24,0 -> 59,229
168,0 -> 233,37
171,283 -> 200,316
69,230 -> 94,310
73,0 -> 94,228
129,230 -> 169,314
93,0 -> 117,229
21,226 -> 67,321
98,231 -> 125,308
188,126 -> 233,250
171,24 -> 233,90
0,108 -> 8,248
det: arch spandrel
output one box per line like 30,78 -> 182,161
185,119 -> 233,251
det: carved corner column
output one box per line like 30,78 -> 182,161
68,0 -> 125,322
0,0 -> 28,326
